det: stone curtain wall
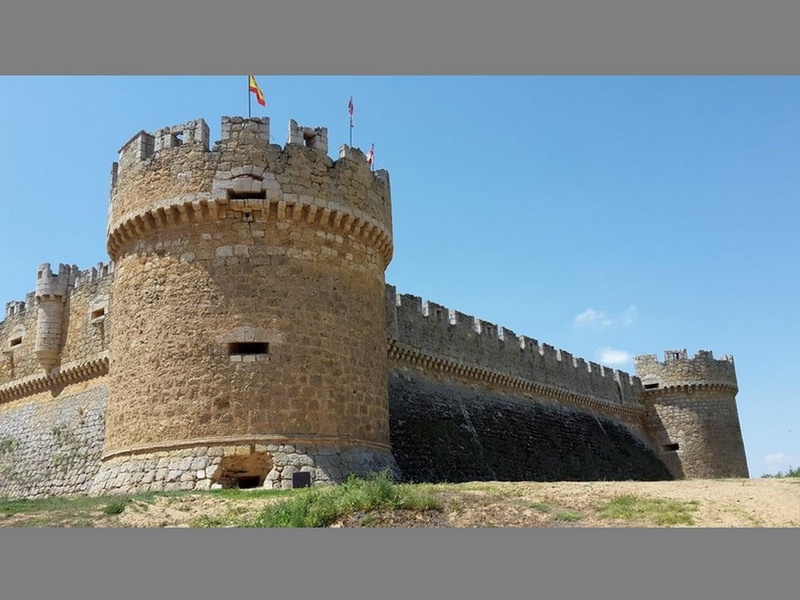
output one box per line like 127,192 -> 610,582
0,114 -> 748,496
386,286 -> 648,428
0,380 -> 107,499
0,262 -> 113,389
388,371 -> 672,483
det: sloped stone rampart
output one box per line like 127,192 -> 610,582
388,370 -> 673,483
0,380 -> 107,499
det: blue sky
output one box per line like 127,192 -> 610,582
0,76 -> 797,478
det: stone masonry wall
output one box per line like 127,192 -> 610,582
635,350 -> 748,478
388,369 -> 672,483
0,114 -> 749,495
104,218 -> 391,453
643,388 -> 749,478
0,378 -> 107,499
386,285 -> 648,429
96,115 -> 398,491
90,442 -> 400,495
0,262 -> 113,388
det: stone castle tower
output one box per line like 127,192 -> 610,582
635,349 -> 749,478
0,114 -> 749,500
93,116 -> 399,492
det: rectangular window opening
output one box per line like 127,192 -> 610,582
644,383 -> 660,389
9,337 -> 22,348
662,443 -> 680,451
91,307 -> 106,320
227,190 -> 266,201
170,133 -> 183,147
229,342 -> 269,356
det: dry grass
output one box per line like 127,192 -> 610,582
1,477 -> 798,528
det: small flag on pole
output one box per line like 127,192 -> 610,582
348,96 -> 354,127
249,75 -> 266,107
366,143 -> 374,168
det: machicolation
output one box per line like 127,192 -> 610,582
0,115 -> 749,499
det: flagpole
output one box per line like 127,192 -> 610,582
248,76 -> 252,118
348,96 -> 354,147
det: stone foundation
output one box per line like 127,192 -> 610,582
89,443 -> 400,495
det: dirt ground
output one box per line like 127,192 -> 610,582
2,477 -> 798,527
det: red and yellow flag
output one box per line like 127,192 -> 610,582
249,75 -> 266,106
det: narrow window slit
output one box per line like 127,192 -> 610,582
227,190 -> 266,200
228,342 -> 269,356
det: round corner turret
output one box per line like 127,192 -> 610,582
634,348 -> 748,479
94,115 -> 398,496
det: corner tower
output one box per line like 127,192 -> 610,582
91,116 -> 398,493
634,349 -> 748,479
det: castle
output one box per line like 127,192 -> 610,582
0,116 -> 749,499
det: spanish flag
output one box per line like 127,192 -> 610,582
249,75 -> 266,106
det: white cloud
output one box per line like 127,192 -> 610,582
573,306 -> 637,329
573,309 -> 612,328
596,347 -> 633,367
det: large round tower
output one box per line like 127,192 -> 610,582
633,349 -> 749,479
90,116 -> 398,493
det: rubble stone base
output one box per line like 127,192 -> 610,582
89,442 -> 400,496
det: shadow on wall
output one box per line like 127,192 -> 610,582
388,371 -> 674,484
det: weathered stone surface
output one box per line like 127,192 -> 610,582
0,116 -> 748,500
388,371 -> 673,483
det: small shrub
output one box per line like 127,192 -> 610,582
762,465 -> 800,478
102,499 -> 129,515
241,471 -> 441,528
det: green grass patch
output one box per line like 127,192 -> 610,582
527,502 -> 551,513
235,471 -> 442,528
206,487 -> 294,500
554,511 -> 583,522
597,495 -> 699,526
0,490 -> 194,524
0,494 -> 114,517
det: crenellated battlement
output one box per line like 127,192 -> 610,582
0,106 -> 750,499
107,116 -> 391,264
4,301 -> 26,320
386,285 -> 644,411
2,261 -> 115,326
633,348 -> 738,392
287,119 -> 327,152
35,263 -> 77,299
1,258 -> 114,379
73,261 -> 115,291
111,117 -> 374,185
